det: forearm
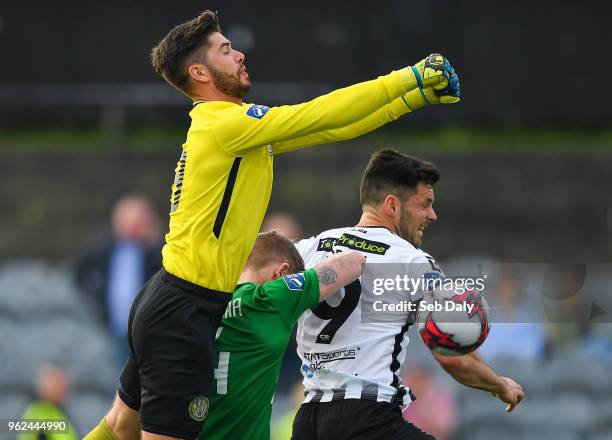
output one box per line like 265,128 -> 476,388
289,68 -> 416,132
272,97 -> 411,154
433,351 -> 506,393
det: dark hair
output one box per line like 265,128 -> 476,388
245,231 -> 305,274
151,11 -> 221,96
360,148 -> 440,206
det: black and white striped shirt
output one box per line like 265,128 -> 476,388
296,227 -> 442,406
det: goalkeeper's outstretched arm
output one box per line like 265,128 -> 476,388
214,54 -> 459,155
271,81 -> 458,154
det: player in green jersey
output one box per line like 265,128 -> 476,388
200,231 -> 364,440
87,231 -> 364,440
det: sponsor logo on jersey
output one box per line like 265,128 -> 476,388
188,396 -> 209,421
246,104 -> 270,119
336,233 -> 390,255
303,349 -> 357,370
317,237 -> 337,252
282,273 -> 306,291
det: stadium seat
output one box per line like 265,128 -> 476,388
0,391 -> 33,420
518,430 -> 579,440
584,399 -> 612,437
0,261 -> 90,321
539,393 -> 596,433
458,412 -> 519,440
71,350 -> 120,393
0,260 -> 119,421
65,393 -> 114,437
589,428 -> 612,440
468,422 -> 580,440
545,347 -> 612,396
457,389 -> 498,423
489,355 -> 546,395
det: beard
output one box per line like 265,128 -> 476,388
398,204 -> 421,248
207,64 -> 251,100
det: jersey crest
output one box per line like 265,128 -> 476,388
282,273 -> 306,291
188,396 -> 209,421
246,104 -> 270,120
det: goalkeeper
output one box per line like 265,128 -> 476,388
87,232 -> 364,440
85,9 -> 460,440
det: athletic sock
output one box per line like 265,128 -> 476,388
83,417 -> 119,440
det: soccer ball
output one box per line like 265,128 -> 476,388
417,289 -> 491,356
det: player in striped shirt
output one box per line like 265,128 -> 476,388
293,149 -> 524,439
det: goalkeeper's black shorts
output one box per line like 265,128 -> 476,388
291,399 -> 436,440
118,268 -> 231,439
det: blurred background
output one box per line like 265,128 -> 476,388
1,0 -> 611,439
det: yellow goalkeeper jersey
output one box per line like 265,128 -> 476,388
162,68 -> 415,292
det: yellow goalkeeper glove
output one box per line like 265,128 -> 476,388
406,53 -> 461,104
402,85 -> 458,110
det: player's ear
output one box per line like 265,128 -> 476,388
274,262 -> 291,279
382,194 -> 400,218
188,63 -> 212,85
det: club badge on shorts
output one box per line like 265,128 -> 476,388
188,396 -> 209,421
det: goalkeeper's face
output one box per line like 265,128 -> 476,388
397,183 -> 437,248
204,32 -> 251,99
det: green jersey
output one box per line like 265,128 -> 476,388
200,269 -> 320,440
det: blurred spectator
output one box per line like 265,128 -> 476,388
478,268 -> 545,361
402,365 -> 457,440
18,364 -> 78,440
261,212 -> 303,242
74,194 -> 162,353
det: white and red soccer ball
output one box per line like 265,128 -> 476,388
417,289 -> 491,356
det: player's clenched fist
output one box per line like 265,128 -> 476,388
408,53 -> 461,104
493,376 -> 525,412
411,53 -> 451,87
